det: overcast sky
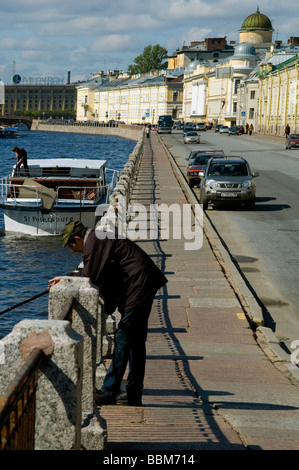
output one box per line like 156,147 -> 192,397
0,0 -> 297,84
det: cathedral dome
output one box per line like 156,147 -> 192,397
240,8 -> 273,31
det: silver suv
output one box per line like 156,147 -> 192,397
199,157 -> 259,210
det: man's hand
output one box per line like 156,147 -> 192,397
48,276 -> 62,289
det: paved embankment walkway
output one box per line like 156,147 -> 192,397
99,131 -> 299,451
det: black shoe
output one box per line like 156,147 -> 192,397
95,390 -> 116,405
126,386 -> 143,406
116,392 -> 143,406
128,397 -> 143,407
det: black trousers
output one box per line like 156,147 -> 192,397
101,296 -> 154,398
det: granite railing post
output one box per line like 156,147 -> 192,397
48,276 -> 107,450
0,319 -> 83,450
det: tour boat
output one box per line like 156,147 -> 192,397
0,126 -> 19,138
0,158 -> 119,235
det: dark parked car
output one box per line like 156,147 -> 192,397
214,124 -> 222,132
187,153 -> 225,188
183,126 -> 195,136
286,134 -> 299,149
199,156 -> 259,210
186,149 -> 224,166
228,126 -> 240,136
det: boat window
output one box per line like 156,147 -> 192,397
42,167 -> 70,177
70,168 -> 99,178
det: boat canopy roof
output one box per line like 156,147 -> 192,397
19,158 -> 107,169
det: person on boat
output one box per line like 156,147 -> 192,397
12,146 -> 29,176
48,220 -> 167,407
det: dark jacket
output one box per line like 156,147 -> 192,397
72,230 -> 167,314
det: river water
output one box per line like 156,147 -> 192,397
0,126 -> 136,339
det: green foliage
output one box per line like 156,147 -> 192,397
13,109 -> 76,119
128,44 -> 168,74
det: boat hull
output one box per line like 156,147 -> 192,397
2,205 -> 102,235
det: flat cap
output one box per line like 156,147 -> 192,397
61,220 -> 85,247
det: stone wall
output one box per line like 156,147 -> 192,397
32,120 -> 143,142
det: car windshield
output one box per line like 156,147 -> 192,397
193,155 -> 210,165
290,134 -> 299,139
208,162 -> 249,177
187,132 -> 197,136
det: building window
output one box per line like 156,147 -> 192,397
249,108 -> 254,119
250,91 -> 255,100
234,79 -> 241,94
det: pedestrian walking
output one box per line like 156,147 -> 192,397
48,220 -> 167,406
249,124 -> 253,136
145,125 -> 151,138
285,124 -> 290,138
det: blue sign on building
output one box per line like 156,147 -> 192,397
12,74 -> 21,84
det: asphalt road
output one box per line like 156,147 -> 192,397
160,129 -> 299,353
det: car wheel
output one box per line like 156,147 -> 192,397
189,182 -> 194,188
244,199 -> 255,210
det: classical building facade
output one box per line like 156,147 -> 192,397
76,72 -> 183,125
256,53 -> 299,135
183,42 -> 259,126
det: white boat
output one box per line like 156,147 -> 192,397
0,158 -> 119,235
0,126 -> 19,138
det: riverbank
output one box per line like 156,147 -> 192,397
32,120 -> 143,141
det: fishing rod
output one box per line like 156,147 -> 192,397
0,290 -> 49,316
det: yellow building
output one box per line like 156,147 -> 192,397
257,53 -> 299,135
76,72 -> 183,125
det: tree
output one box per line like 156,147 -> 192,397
128,44 -> 168,75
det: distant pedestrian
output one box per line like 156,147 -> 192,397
12,146 -> 29,176
285,124 -> 290,138
145,125 -> 150,138
245,123 -> 249,134
249,124 -> 253,136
